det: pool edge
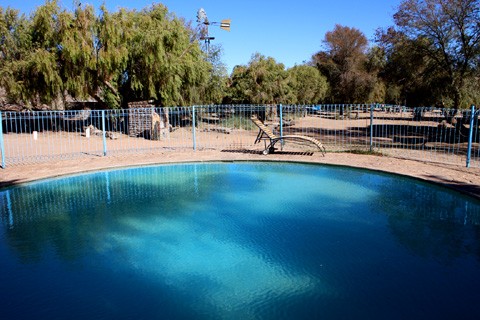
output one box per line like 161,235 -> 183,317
1,152 -> 479,202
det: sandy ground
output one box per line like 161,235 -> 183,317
1,149 -> 480,200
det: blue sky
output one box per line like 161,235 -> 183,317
8,0 -> 401,73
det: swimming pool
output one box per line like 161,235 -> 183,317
1,162 -> 479,319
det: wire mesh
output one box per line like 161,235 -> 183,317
0,105 -> 478,168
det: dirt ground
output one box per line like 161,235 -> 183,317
2,111 -> 477,166
1,149 -> 480,200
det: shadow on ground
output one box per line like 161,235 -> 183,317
425,174 -> 480,200
221,149 -> 314,156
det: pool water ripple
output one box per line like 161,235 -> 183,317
1,162 -> 480,319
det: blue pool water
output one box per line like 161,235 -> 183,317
1,162 -> 480,319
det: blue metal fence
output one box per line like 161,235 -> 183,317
0,104 -> 478,168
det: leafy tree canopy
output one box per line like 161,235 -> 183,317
229,53 -> 292,104
377,0 -> 480,108
3,0 -> 479,109
0,0 -> 211,109
287,65 -> 328,105
312,25 -> 380,104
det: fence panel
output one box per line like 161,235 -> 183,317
469,108 -> 480,167
1,110 -> 105,165
193,105 -> 273,151
0,105 -> 478,168
282,104 -> 372,152
368,106 -> 477,167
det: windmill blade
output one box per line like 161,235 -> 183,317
220,19 -> 231,31
197,8 -> 208,24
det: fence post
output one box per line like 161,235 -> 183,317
279,104 -> 283,136
279,104 -> 284,150
370,104 -> 374,152
192,106 -> 196,150
0,111 -> 5,168
466,105 -> 475,168
102,110 -> 107,156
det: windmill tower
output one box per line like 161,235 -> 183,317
196,8 -> 231,58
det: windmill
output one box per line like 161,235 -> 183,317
196,8 -> 230,58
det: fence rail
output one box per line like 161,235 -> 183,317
0,104 -> 478,168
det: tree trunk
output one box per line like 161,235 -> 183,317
92,94 -> 108,109
103,80 -> 121,102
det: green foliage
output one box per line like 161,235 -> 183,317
3,0 -> 478,109
189,44 -> 228,105
229,53 -> 291,104
121,4 -> 209,107
207,45 -> 229,104
312,25 -> 379,104
377,0 -> 480,109
459,77 -> 480,108
0,2 -> 63,106
224,114 -> 253,131
287,65 -> 328,104
0,7 -> 30,62
59,2 -> 101,103
376,30 -> 447,107
0,1 -> 210,109
344,149 -> 386,156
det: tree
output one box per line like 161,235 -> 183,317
201,44 -> 229,105
364,46 -> 387,103
287,65 -> 328,105
58,2 -> 120,107
388,0 -> 480,108
229,53 -> 291,104
0,2 -> 63,107
323,24 -> 368,63
0,7 -> 30,70
0,1 -> 210,109
312,25 -> 378,103
120,4 -> 209,107
375,27 -> 445,107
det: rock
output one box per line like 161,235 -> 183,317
106,132 -> 118,140
83,125 -> 103,136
